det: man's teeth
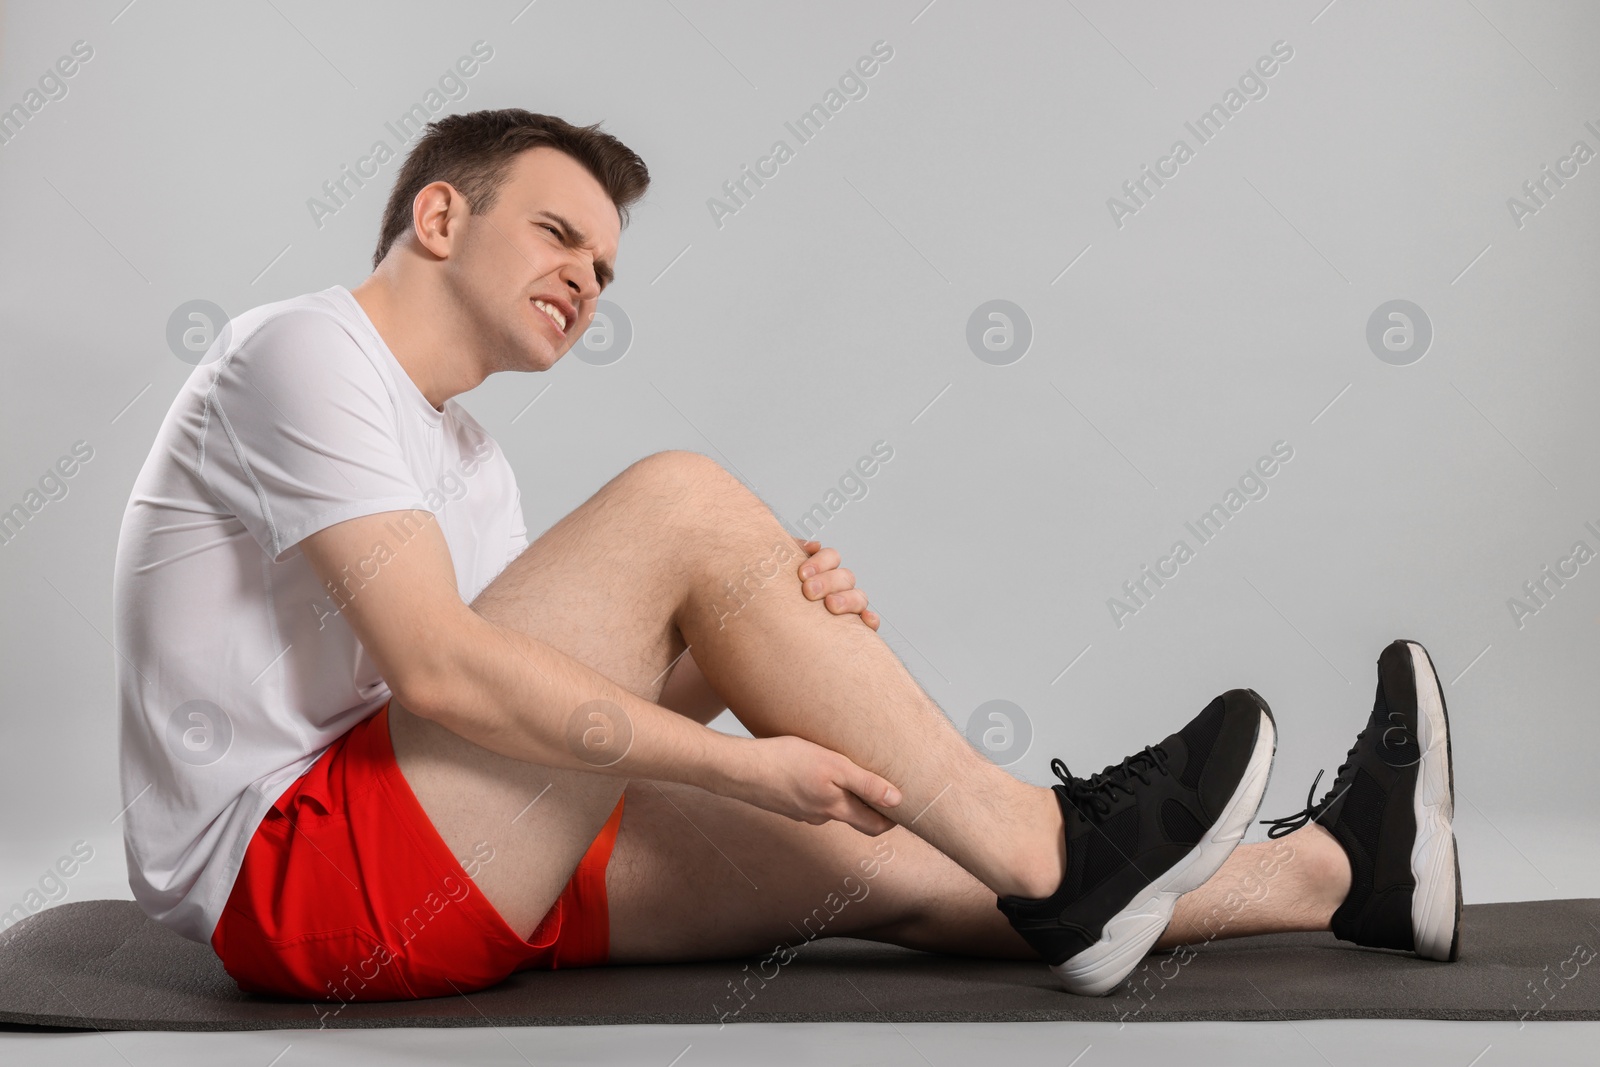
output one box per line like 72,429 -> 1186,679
533,299 -> 567,332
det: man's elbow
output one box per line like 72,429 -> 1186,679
391,668 -> 451,723
385,626 -> 466,724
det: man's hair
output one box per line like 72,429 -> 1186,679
372,109 -> 650,269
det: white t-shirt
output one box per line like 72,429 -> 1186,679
113,284 -> 529,945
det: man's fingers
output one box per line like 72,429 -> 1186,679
847,767 -> 901,809
801,566 -> 855,601
822,590 -> 870,617
797,545 -> 840,581
837,792 -> 897,835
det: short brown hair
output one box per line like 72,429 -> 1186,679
372,109 -> 650,269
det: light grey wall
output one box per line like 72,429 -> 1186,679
2,0 -> 1596,915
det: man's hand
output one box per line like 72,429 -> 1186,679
722,735 -> 902,835
659,538 -> 877,724
795,538 -> 879,631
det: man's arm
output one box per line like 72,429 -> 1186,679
297,508 -> 901,832
300,508 -> 742,788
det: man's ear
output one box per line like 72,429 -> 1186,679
411,180 -> 464,260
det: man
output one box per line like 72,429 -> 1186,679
114,109 -> 1460,1004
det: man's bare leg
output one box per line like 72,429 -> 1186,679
650,455 -> 1354,954
1154,825 -> 1350,949
602,789 -> 1351,964
390,449 -> 1339,962
389,448 -> 1066,946
664,453 -> 1067,901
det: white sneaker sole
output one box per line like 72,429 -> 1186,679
1406,641 -> 1459,961
1050,708 -> 1278,996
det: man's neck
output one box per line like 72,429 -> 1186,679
349,271 -> 484,412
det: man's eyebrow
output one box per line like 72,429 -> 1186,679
536,210 -> 615,289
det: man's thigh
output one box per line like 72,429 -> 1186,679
387,452 -> 734,939
605,777 -> 1032,964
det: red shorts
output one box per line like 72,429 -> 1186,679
210,701 -> 625,1003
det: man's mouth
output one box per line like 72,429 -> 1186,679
531,298 -> 569,335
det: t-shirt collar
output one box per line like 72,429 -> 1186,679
330,284 -> 446,428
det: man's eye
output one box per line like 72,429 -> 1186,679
541,224 -> 562,237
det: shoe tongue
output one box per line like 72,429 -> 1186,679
1317,774 -> 1352,824
1099,746 -> 1159,783
1065,749 -> 1157,818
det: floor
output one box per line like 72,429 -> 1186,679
4,816 -> 1595,1064
3,1019 -> 1596,1066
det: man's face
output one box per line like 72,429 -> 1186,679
444,146 -> 621,373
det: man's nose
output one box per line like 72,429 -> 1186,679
563,261 -> 598,303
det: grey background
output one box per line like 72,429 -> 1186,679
1,0 -> 1598,1060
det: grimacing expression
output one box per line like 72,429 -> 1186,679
451,146 -> 621,373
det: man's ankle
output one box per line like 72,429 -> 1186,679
1299,822 -> 1353,928
1006,787 -> 1067,900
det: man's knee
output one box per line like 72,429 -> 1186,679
628,449 -> 729,485
622,450 -> 756,514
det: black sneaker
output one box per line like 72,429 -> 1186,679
996,688 -> 1277,996
1260,639 -> 1461,961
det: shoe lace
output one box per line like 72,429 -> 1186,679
1051,746 -> 1171,821
1258,727 -> 1366,839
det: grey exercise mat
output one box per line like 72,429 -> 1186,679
1,899 -> 1596,1030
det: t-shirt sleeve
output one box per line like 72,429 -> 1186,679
197,309 -> 427,564
506,477 -> 529,565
